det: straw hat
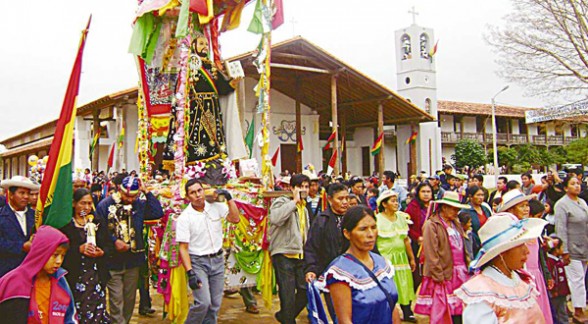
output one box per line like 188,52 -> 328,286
469,212 -> 547,270
432,191 -> 470,210
497,190 -> 535,213
376,190 -> 398,208
1,176 -> 41,191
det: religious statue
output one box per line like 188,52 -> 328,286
162,33 -> 238,185
401,34 -> 412,60
84,214 -> 98,246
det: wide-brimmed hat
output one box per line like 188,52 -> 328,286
1,176 -> 41,191
469,212 -> 547,270
377,190 -> 398,208
302,170 -> 319,181
280,176 -> 291,185
497,190 -> 535,213
432,191 -> 470,210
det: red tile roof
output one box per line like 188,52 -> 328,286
438,100 -> 535,118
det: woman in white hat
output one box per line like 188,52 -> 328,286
414,191 -> 471,323
376,190 -> 417,322
455,213 -> 548,323
498,190 -> 553,323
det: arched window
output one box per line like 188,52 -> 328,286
425,98 -> 432,113
420,33 -> 430,59
401,34 -> 412,60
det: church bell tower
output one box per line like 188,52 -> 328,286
394,7 -> 442,175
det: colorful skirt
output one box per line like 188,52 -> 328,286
414,264 -> 469,322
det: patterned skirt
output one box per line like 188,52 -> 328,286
73,256 -> 111,323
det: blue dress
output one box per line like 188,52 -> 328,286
315,251 -> 398,323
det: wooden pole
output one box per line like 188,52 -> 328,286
377,103 -> 385,179
238,78 -> 246,128
409,123 -> 417,177
331,74 -> 339,176
341,111 -> 347,175
295,80 -> 302,173
92,109 -> 100,171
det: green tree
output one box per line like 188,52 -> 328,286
565,137 -> 588,165
488,147 -> 518,172
453,139 -> 487,169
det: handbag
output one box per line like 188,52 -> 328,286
344,253 -> 397,311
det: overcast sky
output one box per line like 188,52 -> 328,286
0,0 -> 548,140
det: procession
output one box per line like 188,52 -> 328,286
1,1 -> 588,324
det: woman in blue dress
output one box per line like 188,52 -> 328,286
316,205 -> 400,323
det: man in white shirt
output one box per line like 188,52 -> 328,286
177,179 -> 240,323
0,176 -> 40,277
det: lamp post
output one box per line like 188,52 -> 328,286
491,85 -> 509,188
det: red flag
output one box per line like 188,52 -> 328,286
327,148 -> 337,175
297,134 -> 304,153
271,146 -> 280,166
323,131 -> 337,150
371,132 -> 384,156
272,0 -> 284,29
35,16 -> 91,230
107,143 -> 115,169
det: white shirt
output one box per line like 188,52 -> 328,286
10,205 -> 28,235
176,201 -> 229,256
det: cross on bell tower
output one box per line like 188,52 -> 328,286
408,6 -> 419,25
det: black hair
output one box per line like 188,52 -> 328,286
8,186 -> 18,194
443,164 -> 452,170
377,194 -> 395,213
348,176 -> 363,187
466,185 -> 483,198
521,172 -> 532,180
498,176 -> 508,184
562,175 -> 577,188
90,184 -> 102,192
112,174 -> 126,186
473,174 -> 484,183
184,178 -> 204,194
348,194 -> 360,204
414,182 -> 434,208
528,198 -> 545,216
339,205 -> 376,253
73,188 -> 92,203
290,174 -> 310,188
457,211 -> 471,225
327,182 -> 348,197
506,180 -> 521,191
544,199 -> 555,215
368,188 -> 379,195
548,235 -> 564,253
383,170 -> 396,183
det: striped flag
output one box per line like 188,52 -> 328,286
429,40 -> 439,58
118,121 -> 125,149
405,131 -> 418,145
326,148 -> 337,176
370,132 -> 384,156
271,146 -> 280,167
107,143 -> 116,169
36,16 -> 92,229
323,131 -> 336,150
89,129 -> 100,157
297,134 -> 304,153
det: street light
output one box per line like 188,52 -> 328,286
492,85 -> 509,188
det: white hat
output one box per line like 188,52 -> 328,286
302,170 -> 319,181
376,190 -> 398,208
1,176 -> 41,191
469,212 -> 547,270
280,176 -> 291,185
497,190 -> 535,213
432,191 -> 470,210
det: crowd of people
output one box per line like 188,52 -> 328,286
0,164 -> 586,323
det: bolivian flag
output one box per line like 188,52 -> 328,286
370,132 -> 384,156
36,17 -> 92,229
297,134 -> 304,153
405,131 -> 418,145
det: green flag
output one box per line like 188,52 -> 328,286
247,0 -> 264,34
245,117 -> 255,158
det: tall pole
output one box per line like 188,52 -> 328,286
331,74 -> 339,176
377,102 -> 385,179
295,78 -> 302,173
492,85 -> 509,188
92,108 -> 100,172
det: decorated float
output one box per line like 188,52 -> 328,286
128,0 -> 284,320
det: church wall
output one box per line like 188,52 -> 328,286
440,115 -> 454,133
462,117 -> 476,133
442,145 -> 456,163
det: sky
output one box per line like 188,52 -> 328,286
0,0 -> 548,141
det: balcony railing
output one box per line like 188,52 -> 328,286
441,132 -> 575,146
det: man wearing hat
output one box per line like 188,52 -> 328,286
0,176 -> 40,277
427,174 -> 445,200
95,176 -> 164,324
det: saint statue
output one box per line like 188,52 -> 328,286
162,33 -> 238,185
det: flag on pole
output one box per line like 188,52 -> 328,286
327,148 -> 337,176
271,146 -> 280,167
323,131 -> 336,150
271,0 -> 284,29
370,132 -> 384,156
118,121 -> 125,149
405,131 -> 418,145
429,40 -> 439,58
245,118 -> 255,158
107,143 -> 116,169
297,134 -> 304,153
89,129 -> 100,157
36,16 -> 92,230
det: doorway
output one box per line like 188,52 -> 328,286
280,144 -> 297,174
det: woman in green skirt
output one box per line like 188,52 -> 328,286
376,190 -> 417,322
